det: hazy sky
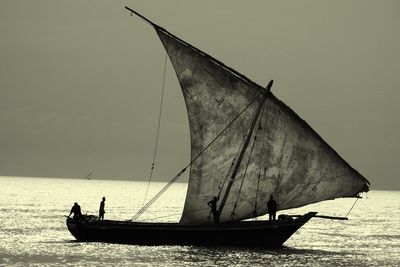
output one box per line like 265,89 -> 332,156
1,0 -> 399,190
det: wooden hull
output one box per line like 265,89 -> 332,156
66,212 -> 316,248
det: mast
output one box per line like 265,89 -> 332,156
217,91 -> 268,217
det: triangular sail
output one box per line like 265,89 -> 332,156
152,25 -> 369,224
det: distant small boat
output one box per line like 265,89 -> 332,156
66,6 -> 369,248
84,172 -> 92,180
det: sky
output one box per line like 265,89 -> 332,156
0,0 -> 399,190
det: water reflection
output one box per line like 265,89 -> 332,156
0,177 -> 399,266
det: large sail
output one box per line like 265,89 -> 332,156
154,27 -> 369,224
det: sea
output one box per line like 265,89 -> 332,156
0,176 -> 399,266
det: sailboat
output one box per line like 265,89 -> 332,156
66,6 -> 370,248
84,172 -> 92,180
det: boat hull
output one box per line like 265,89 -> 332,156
66,212 -> 316,248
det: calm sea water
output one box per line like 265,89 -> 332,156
0,176 -> 399,266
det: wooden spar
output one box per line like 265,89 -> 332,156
314,215 -> 348,220
125,6 -> 157,28
217,94 -> 267,217
285,214 -> 348,220
265,80 -> 274,92
124,6 -> 268,96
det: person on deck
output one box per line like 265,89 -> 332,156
68,202 -> 82,220
207,196 -> 220,224
99,197 -> 106,220
267,195 -> 277,221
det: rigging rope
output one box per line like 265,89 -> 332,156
132,168 -> 186,221
274,117 -> 287,195
230,113 -> 262,220
131,92 -> 266,221
254,99 -> 269,217
141,53 -> 168,209
217,94 -> 267,216
344,196 -> 359,218
230,98 -> 271,220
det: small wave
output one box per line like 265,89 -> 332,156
366,234 -> 400,240
34,239 -> 78,244
313,231 -> 353,238
278,246 -> 358,256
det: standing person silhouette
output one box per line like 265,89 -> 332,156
267,195 -> 277,221
99,197 -> 106,220
207,196 -> 220,224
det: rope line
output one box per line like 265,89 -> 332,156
141,53 -> 168,209
345,196 -> 359,218
254,99 -> 269,217
132,168 -> 186,221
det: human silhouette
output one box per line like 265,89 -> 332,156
68,202 -> 82,220
207,196 -> 220,224
267,195 -> 277,221
99,197 -> 106,220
